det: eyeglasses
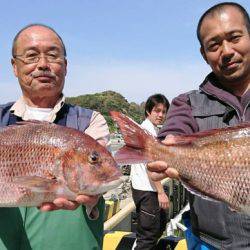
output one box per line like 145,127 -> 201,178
13,53 -> 65,64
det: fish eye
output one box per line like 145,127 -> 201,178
88,151 -> 100,164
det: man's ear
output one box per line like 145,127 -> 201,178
64,58 -> 67,76
200,46 -> 208,64
11,58 -> 18,77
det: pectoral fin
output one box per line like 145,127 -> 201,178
13,176 -> 59,193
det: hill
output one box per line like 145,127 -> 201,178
66,91 -> 144,131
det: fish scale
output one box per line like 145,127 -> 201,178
0,121 -> 122,207
110,111 -> 250,215
164,139 -> 250,212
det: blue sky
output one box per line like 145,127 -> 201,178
1,0 -> 249,104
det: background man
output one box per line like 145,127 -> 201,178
148,2 -> 250,249
0,24 -> 109,250
131,94 -> 169,250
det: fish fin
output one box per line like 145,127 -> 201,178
170,122 -> 250,147
16,120 -> 53,125
163,135 -> 198,146
4,120 -> 53,129
110,111 -> 157,149
13,176 -> 59,193
189,122 -> 250,138
114,146 -> 150,164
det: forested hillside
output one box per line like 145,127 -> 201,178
66,91 -> 144,131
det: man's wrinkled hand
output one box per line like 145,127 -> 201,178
38,194 -> 100,212
147,134 -> 180,181
147,161 -> 179,181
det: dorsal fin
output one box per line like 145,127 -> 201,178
167,123 -> 250,147
110,111 -> 156,150
16,120 -> 52,125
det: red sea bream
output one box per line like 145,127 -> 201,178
110,111 -> 250,215
0,121 -> 122,207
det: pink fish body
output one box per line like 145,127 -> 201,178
0,122 -> 122,207
110,111 -> 250,215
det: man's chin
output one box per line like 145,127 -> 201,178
30,90 -> 62,104
32,84 -> 60,96
154,121 -> 163,126
221,70 -> 246,83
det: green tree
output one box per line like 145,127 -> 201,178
66,91 -> 144,132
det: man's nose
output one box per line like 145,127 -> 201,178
158,112 -> 165,119
221,41 -> 234,61
37,56 -> 50,70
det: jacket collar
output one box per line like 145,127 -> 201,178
10,95 -> 66,122
200,72 -> 249,116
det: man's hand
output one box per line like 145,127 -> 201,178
158,192 -> 169,210
39,194 -> 100,212
147,134 -> 180,181
147,161 -> 179,181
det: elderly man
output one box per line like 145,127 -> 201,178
148,2 -> 250,250
0,24 -> 109,250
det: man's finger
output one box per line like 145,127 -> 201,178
165,202 -> 169,210
149,171 -> 168,181
39,202 -> 60,212
165,167 -> 179,179
76,195 -> 99,206
160,203 -> 164,209
53,198 -> 79,210
147,161 -> 168,172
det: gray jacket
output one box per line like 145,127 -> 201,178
158,73 -> 250,249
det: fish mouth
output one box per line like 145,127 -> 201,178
80,177 -> 124,196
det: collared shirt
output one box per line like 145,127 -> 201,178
130,118 -> 158,192
10,95 -> 110,146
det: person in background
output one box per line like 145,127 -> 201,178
147,2 -> 250,249
131,94 -> 170,250
0,23 -> 109,250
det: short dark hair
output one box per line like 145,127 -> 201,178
12,23 -> 67,57
197,2 -> 250,46
144,94 -> 169,117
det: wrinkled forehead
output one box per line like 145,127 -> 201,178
15,26 -> 64,54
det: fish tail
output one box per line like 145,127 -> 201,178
110,111 -> 156,164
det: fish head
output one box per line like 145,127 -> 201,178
62,138 -> 123,195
